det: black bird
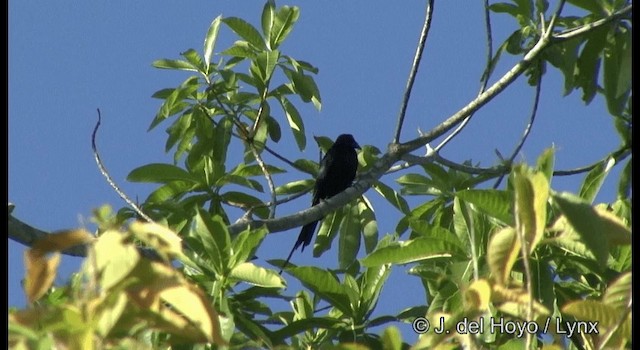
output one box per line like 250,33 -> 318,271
280,134 -> 361,273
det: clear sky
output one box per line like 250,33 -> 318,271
9,1 -> 622,344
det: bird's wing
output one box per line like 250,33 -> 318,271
312,147 -> 337,204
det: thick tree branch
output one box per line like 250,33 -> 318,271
8,212 -> 88,257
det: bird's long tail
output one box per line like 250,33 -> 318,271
279,220 -> 319,274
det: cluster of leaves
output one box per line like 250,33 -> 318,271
490,0 -> 632,133
392,152 -> 631,349
122,1 -> 320,230
9,218 -> 225,348
9,1 -> 632,349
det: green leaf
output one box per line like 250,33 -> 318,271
396,173 -> 440,196
421,162 -> 454,192
603,26 -> 631,116
251,50 -> 280,84
212,116 -> 233,168
531,257 -> 556,312
221,41 -> 256,59
230,163 -> 286,177
373,181 -> 410,214
313,210 -> 343,257
222,17 -> 266,50
274,179 -> 313,195
147,180 -> 198,203
284,68 -> 322,110
193,209 -> 231,273
181,49 -> 206,74
359,264 -> 391,320
562,300 -> 630,340
617,159 -> 631,199
513,167 -> 549,253
203,16 -> 222,70
220,192 -> 268,218
551,192 -> 610,267
229,262 -> 285,288
94,230 -> 140,291
278,96 -> 307,150
456,189 -> 513,225
218,174 -> 264,192
293,159 -> 319,176
489,3 -> 520,18
281,56 -> 319,74
127,163 -> 199,184
382,326 -> 403,350
150,76 -> 200,130
232,311 -> 275,347
271,317 -> 343,343
339,204 -> 361,270
270,5 -> 299,49
512,166 -> 549,252
566,0 -> 606,14
286,267 -> 352,315
261,1 -> 275,48
535,147 -> 555,183
266,115 -> 282,142
359,198 -> 379,254
361,236 -> 466,267
174,123 -> 196,163
409,220 -> 466,252
602,272 -> 631,311
545,36 -> 582,96
578,157 -> 615,203
487,227 -> 520,285
152,59 -> 198,72
230,226 -> 268,268
165,112 -> 193,153
575,26 -> 607,104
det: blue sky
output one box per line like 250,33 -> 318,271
9,1 -> 622,344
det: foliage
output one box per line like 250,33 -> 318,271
9,0 -> 632,349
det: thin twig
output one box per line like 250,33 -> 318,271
264,144 -> 301,171
556,147 -> 631,175
493,62 -> 543,189
393,0 -> 434,144
431,145 -> 631,178
249,144 -> 277,219
248,88 -> 270,140
554,4 -> 631,40
92,109 -> 154,223
433,0 -> 494,153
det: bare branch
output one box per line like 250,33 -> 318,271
433,0 -> 494,152
8,213 -> 88,257
555,4 -> 631,41
493,62 -> 543,189
393,0 -> 434,144
264,144 -> 302,171
92,109 -> 154,223
250,143 -> 277,218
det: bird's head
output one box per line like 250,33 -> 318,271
335,134 -> 361,149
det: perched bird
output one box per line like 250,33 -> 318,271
280,134 -> 361,273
